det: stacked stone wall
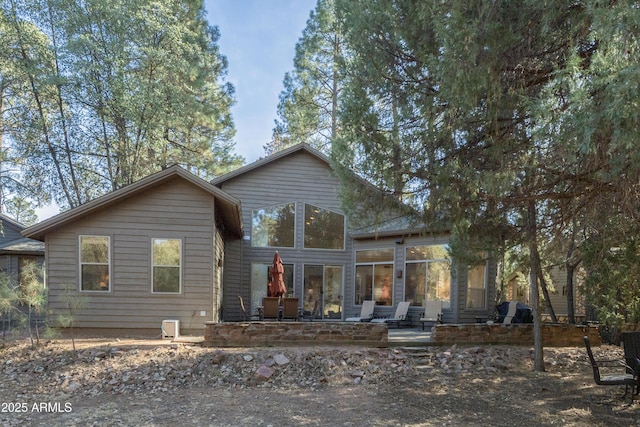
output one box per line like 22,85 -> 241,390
431,323 -> 600,346
204,321 -> 388,347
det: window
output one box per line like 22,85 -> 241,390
80,236 -> 110,291
303,264 -> 343,320
354,249 -> 394,306
152,238 -> 181,293
250,262 -> 294,310
304,204 -> 345,250
252,203 -> 295,247
466,258 -> 488,309
404,245 -> 451,308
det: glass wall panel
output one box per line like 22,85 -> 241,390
404,245 -> 451,308
252,203 -> 295,247
354,265 -> 373,305
355,249 -> 394,306
251,262 -> 294,310
355,249 -> 394,263
304,204 -> 345,250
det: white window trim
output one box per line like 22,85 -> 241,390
151,238 -> 183,294
78,235 -> 111,293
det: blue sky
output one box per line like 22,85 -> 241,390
35,1 -> 315,221
205,0 -> 316,163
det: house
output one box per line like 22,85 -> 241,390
0,214 -> 45,322
0,214 -> 45,279
505,266 -> 586,323
23,143 -> 497,335
23,167 -> 242,335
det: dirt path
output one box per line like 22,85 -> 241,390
1,339 -> 638,426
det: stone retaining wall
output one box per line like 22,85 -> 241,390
431,323 -> 600,346
204,321 -> 388,347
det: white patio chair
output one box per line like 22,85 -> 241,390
345,300 -> 376,322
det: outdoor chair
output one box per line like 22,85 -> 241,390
262,297 -> 281,321
371,301 -> 411,328
345,300 -> 376,322
583,336 -> 638,399
419,300 -> 443,331
237,295 -> 260,321
282,297 -> 300,321
622,332 -> 640,394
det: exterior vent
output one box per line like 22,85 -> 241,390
161,319 -> 180,339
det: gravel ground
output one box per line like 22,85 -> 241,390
1,338 -> 639,426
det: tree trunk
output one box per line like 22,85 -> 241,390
528,200 -> 545,371
537,263 -> 558,323
565,261 -> 577,324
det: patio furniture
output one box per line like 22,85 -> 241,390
583,336 -> 638,399
371,301 -> 411,328
282,297 -> 300,321
345,300 -> 376,322
262,297 -> 281,321
237,295 -> 260,321
496,301 -> 533,324
419,300 -> 443,331
622,332 -> 640,395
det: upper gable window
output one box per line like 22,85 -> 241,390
80,235 -> 110,291
304,204 -> 345,250
152,238 -> 182,293
252,203 -> 295,248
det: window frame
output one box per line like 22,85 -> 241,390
151,238 -> 183,294
303,203 -> 346,251
466,257 -> 489,310
354,248 -> 395,306
79,235 -> 111,292
404,244 -> 451,309
251,202 -> 296,248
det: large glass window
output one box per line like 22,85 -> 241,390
80,235 -> 110,291
303,264 -> 343,320
250,262 -> 294,310
466,258 -> 488,309
152,238 -> 181,293
404,245 -> 451,308
252,203 -> 295,247
304,204 -> 345,250
355,249 -> 394,306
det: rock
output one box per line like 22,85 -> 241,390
273,354 -> 289,365
255,365 -> 275,381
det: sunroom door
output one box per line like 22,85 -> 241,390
303,264 -> 343,320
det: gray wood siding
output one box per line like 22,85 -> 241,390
1,220 -> 24,242
219,151 -> 352,319
45,178 -> 219,331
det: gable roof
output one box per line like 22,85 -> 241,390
0,213 -> 27,232
22,165 -> 243,241
213,143 -> 432,238
0,214 -> 44,254
211,143 -> 330,185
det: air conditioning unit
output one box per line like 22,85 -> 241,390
161,319 -> 180,339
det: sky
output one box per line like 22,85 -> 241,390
205,0 -> 317,163
35,0 -> 316,221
